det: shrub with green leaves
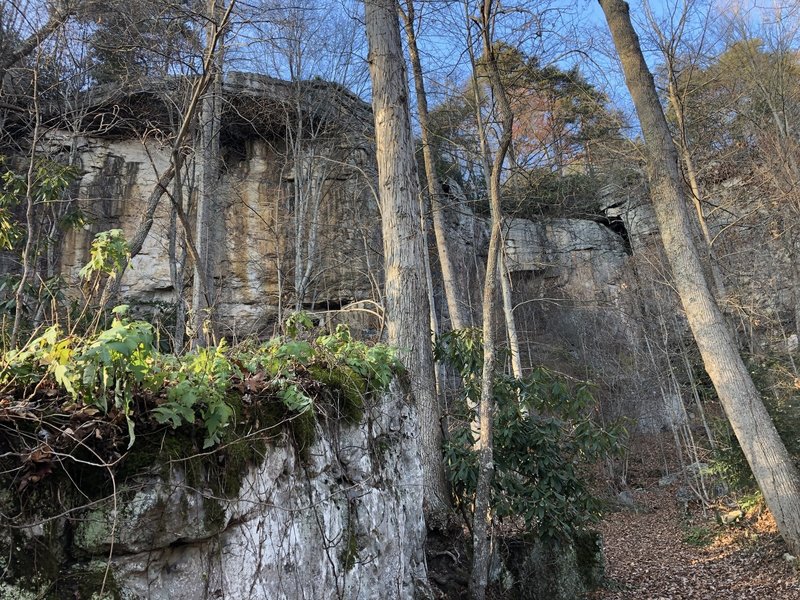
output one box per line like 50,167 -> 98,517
150,341 -> 236,448
0,158 -> 75,251
3,305 -> 155,447
437,328 -> 626,540
79,229 -> 130,279
0,159 -> 76,335
1,312 -> 401,452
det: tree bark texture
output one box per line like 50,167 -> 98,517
364,0 -> 449,517
192,0 -> 224,346
599,0 -> 800,555
665,79 -> 726,301
470,1 -> 515,596
400,0 -> 471,330
499,249 -> 523,379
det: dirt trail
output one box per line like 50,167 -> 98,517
591,481 -> 800,599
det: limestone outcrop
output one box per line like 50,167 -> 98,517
1,384 -> 428,600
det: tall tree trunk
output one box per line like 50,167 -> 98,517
364,0 -> 449,518
192,0 -> 224,347
599,0 -> 800,555
469,1 -> 514,596
666,79 -> 726,301
399,0 -> 471,330
168,191 -> 188,352
498,249 -> 523,379
465,50 -> 523,385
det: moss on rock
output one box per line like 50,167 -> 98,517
308,364 -> 366,423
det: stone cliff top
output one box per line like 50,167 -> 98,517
71,71 -> 373,141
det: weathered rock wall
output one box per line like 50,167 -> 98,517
55,131 -> 380,336
1,384 -> 427,600
499,206 -> 690,430
45,74 -> 381,337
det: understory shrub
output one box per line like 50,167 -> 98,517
437,328 -> 626,541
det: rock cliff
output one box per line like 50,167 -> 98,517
52,73 -> 381,337
1,384 -> 428,600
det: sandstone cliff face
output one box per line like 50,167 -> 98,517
52,74 -> 380,337
503,217 -> 629,301
1,385 -> 428,600
57,132 -> 379,336
500,213 -> 670,428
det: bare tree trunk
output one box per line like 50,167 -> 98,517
291,144 -> 326,311
791,234 -> 800,335
364,0 -> 449,518
470,206 -> 501,600
600,0 -> 800,555
498,249 -> 523,379
11,63 -> 41,346
168,193 -> 187,352
464,42 -> 523,385
400,0 -> 470,330
665,80 -> 726,301
469,1 -> 514,596
191,0 -> 224,347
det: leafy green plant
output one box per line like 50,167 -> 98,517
2,323 -> 76,388
0,158 -> 74,251
152,341 -> 236,447
1,312 -> 402,455
438,328 -> 626,540
709,418 -> 755,491
2,306 -> 155,446
0,159 -> 75,336
79,229 -> 131,282
0,167 -> 25,250
737,490 -> 764,513
73,309 -> 154,446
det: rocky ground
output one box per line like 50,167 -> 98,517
592,444 -> 800,599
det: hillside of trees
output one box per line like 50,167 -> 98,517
2,0 -> 800,598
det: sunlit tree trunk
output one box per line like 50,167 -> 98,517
665,78 -> 726,301
468,1 -> 514,596
600,0 -> 800,555
465,52 -> 523,386
400,0 -> 471,330
499,249 -> 523,379
364,0 -> 449,518
192,0 -> 224,347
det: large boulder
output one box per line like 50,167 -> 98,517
1,384 -> 428,600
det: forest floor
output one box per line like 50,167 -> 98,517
426,433 -> 800,599
591,437 -> 800,600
